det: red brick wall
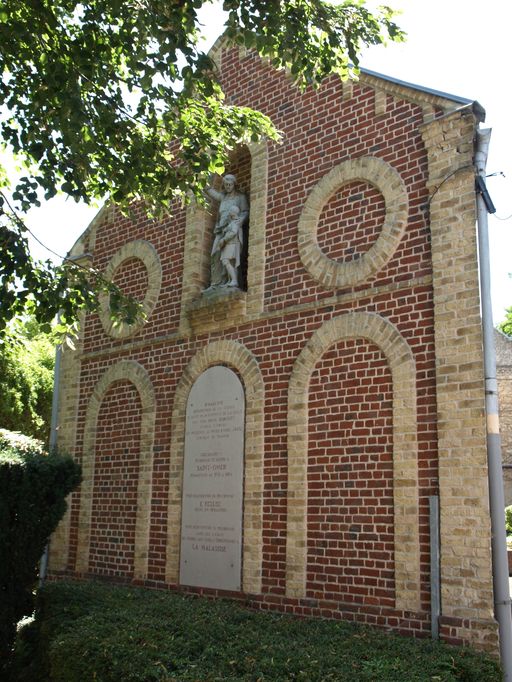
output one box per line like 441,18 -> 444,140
317,181 -> 386,262
217,50 -> 430,314
112,257 -> 148,302
89,380 -> 141,578
307,339 -> 394,608
227,145 -> 252,198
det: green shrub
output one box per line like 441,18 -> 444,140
0,318 -> 56,442
505,505 -> 512,535
14,580 -> 501,682
0,429 -> 80,673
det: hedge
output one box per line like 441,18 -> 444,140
0,429 -> 80,672
13,580 -> 501,681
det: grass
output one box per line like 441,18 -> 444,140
12,580 -> 501,681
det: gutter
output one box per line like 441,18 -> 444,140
360,66 -> 474,106
475,128 -> 512,679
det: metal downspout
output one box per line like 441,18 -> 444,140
475,127 -> 512,679
430,495 -> 440,639
38,343 -> 62,586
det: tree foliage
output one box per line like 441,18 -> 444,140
497,306 -> 512,338
0,318 -> 56,441
0,429 -> 81,673
0,0 -> 404,337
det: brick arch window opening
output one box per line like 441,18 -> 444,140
307,338 -> 395,607
316,181 -> 386,263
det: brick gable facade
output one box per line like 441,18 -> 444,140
48,37 -> 497,651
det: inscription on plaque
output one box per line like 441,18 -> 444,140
179,366 -> 245,591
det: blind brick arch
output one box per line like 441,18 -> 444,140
76,360 -> 156,579
286,312 -> 420,612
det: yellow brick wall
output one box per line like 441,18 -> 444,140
421,106 -> 498,650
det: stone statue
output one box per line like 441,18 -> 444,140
219,205 -> 244,287
205,174 -> 249,290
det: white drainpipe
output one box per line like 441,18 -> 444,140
475,127 -> 512,679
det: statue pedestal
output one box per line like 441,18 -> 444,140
185,287 -> 247,334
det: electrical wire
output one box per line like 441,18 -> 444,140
427,164 -> 474,207
1,191 -> 76,264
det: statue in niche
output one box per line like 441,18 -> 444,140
205,174 -> 249,290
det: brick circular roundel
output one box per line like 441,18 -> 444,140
99,240 -> 162,338
297,157 -> 409,289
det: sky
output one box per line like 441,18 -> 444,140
19,0 -> 512,322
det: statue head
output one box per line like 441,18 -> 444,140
222,174 -> 236,193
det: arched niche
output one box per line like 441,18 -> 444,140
225,145 -> 252,290
180,141 -> 268,333
166,340 -> 264,594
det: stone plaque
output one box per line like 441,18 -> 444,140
179,366 -> 245,590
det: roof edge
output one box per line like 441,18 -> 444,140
359,67 -> 473,106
